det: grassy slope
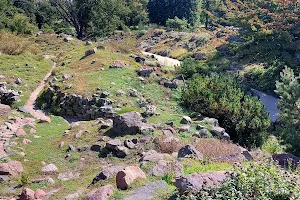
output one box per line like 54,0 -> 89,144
0,33 -> 244,199
0,54 -> 52,108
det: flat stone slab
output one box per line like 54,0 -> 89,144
122,180 -> 168,200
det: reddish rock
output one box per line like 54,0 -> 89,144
15,129 -> 26,137
22,138 -> 32,145
0,160 -> 23,175
116,166 -> 146,190
174,172 -> 228,194
83,185 -> 114,200
0,104 -> 11,116
20,188 -> 35,200
34,189 -> 47,199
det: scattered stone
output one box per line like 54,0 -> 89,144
0,175 -> 9,182
0,104 -> 11,116
123,180 -> 168,200
15,129 -> 26,137
164,79 -> 179,89
174,172 -> 228,194
15,78 -> 22,85
162,126 -> 176,137
101,91 -> 110,98
140,150 -> 172,163
64,189 -> 84,200
193,129 -> 210,138
181,116 -> 192,124
135,56 -> 146,65
20,188 -> 35,200
178,145 -> 203,161
35,189 -> 47,199
65,84 -> 72,89
29,128 -> 36,134
0,161 -> 23,176
116,166 -> 147,190
64,37 -> 73,42
57,171 -> 80,181
143,105 -> 156,117
22,138 -> 32,145
105,140 -> 122,151
196,124 -> 206,130
150,160 -> 183,177
92,165 -> 124,184
124,139 -> 138,149
67,144 -> 76,152
115,146 -> 129,158
110,60 -> 125,69
178,125 -> 190,132
202,117 -> 219,127
137,68 -> 154,77
84,48 -> 97,58
116,90 -> 126,96
112,112 -> 143,134
83,185 -> 114,200
59,141 -> 65,148
90,144 -> 101,152
129,89 -> 138,97
62,74 -> 72,80
91,59 -> 97,64
85,41 -> 93,45
41,164 -> 58,173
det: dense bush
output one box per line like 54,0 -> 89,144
166,17 -> 190,31
176,58 -> 210,78
181,74 -> 270,147
7,13 -> 38,34
176,163 -> 300,199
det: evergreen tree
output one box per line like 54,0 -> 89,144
275,67 -> 300,155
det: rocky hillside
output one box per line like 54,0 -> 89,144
0,31 -> 299,200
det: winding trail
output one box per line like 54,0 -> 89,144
23,62 -> 56,123
142,51 -> 181,67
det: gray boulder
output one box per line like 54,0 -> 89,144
91,165 -> 124,184
174,172 -> 228,194
178,145 -> 203,161
123,180 -> 168,200
113,112 -> 143,134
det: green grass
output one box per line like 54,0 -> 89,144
181,159 -> 233,175
0,53 -> 52,107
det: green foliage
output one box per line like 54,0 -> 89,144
8,13 -> 38,34
166,17 -> 190,31
262,136 -> 286,155
20,174 -> 31,185
176,163 -> 300,199
177,58 -> 210,78
181,74 -> 270,147
244,61 -> 285,93
148,0 -> 200,26
275,67 -> 300,156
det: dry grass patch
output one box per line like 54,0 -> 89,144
193,138 -> 241,158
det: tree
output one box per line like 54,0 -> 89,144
123,0 -> 148,27
50,0 -> 95,39
201,0 -> 218,29
88,0 -> 129,37
148,0 -> 200,26
275,67 -> 300,156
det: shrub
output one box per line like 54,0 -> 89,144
176,163 -> 300,199
181,74 -> 270,147
166,17 -> 191,31
176,58 -> 210,78
8,13 -> 38,34
0,31 -> 26,55
262,135 -> 286,155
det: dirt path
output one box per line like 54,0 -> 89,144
142,51 -> 181,67
23,62 -> 56,123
